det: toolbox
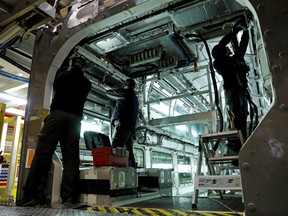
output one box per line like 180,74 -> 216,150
92,147 -> 128,167
84,131 -> 129,167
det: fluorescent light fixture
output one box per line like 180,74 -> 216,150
92,33 -> 128,54
175,125 -> 187,132
4,83 -> 28,93
0,93 -> 27,105
153,82 -> 160,88
6,107 -> 25,116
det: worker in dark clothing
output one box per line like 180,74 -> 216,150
212,21 -> 250,155
106,79 -> 139,168
17,57 -> 91,207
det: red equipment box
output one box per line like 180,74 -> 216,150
92,147 -> 128,167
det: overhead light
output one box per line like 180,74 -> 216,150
4,83 -> 28,93
91,33 -> 128,54
5,108 -> 25,116
0,93 -> 27,105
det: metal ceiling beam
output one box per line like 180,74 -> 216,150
146,64 -> 207,82
76,46 -> 128,82
0,53 -> 30,74
0,2 -> 9,13
0,0 -> 46,26
145,90 -> 209,104
148,111 -> 216,127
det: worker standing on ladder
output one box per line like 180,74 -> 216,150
211,18 -> 256,155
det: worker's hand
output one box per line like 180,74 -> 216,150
235,18 -> 247,29
112,119 -> 119,127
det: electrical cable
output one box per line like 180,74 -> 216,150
0,30 -> 26,50
206,196 -> 242,215
185,33 -> 224,151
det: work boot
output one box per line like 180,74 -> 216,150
61,198 -> 84,209
16,196 -> 40,207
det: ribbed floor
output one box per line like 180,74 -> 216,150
0,206 -> 131,216
0,196 -> 244,215
125,196 -> 244,212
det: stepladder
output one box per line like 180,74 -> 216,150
192,130 -> 244,210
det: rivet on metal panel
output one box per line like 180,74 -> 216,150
271,64 -> 281,72
247,203 -> 257,212
279,51 -> 286,58
279,103 -> 287,111
123,4 -> 128,10
256,4 -> 265,10
242,162 -> 251,170
264,29 -> 272,36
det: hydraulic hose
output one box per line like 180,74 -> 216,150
185,33 -> 224,151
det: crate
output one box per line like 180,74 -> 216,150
92,147 -> 128,167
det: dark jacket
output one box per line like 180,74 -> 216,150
213,30 -> 249,91
108,88 -> 139,133
50,67 -> 91,116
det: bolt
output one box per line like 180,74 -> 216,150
280,103 -> 287,111
242,162 -> 251,170
247,203 -> 257,212
279,51 -> 286,58
271,64 -> 281,72
264,29 -> 272,36
123,4 -> 128,10
256,4 -> 265,10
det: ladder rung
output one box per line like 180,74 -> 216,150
209,156 -> 238,161
201,130 -> 240,141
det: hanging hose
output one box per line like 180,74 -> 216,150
244,90 -> 259,136
231,14 -> 259,138
185,33 -> 224,151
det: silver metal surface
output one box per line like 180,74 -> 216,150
239,1 -> 288,215
0,206 -> 125,215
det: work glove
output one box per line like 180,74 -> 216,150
112,119 -> 119,127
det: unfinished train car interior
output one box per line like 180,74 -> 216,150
0,0 -> 287,215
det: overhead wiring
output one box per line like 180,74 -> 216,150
0,30 -> 27,50
185,34 -> 224,137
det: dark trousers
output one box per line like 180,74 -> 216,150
225,89 -> 248,152
23,109 -> 81,202
112,122 -> 136,168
